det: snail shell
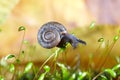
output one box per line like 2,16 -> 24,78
37,21 -> 67,49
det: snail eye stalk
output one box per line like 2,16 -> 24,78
77,39 -> 86,45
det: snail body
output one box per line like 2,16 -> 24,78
57,33 -> 86,48
37,21 -> 86,49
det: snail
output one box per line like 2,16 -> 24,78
37,21 -> 86,49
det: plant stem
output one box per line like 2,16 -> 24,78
18,30 -> 25,59
33,52 -> 56,80
11,30 -> 25,80
92,71 -> 103,80
98,41 -> 116,71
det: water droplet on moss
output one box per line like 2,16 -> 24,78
18,26 -> 25,31
89,21 -> 95,29
98,38 -> 104,42
113,35 -> 119,42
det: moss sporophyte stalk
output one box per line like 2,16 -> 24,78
1,22 -> 120,80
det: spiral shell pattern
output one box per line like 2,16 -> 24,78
37,21 -> 67,48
